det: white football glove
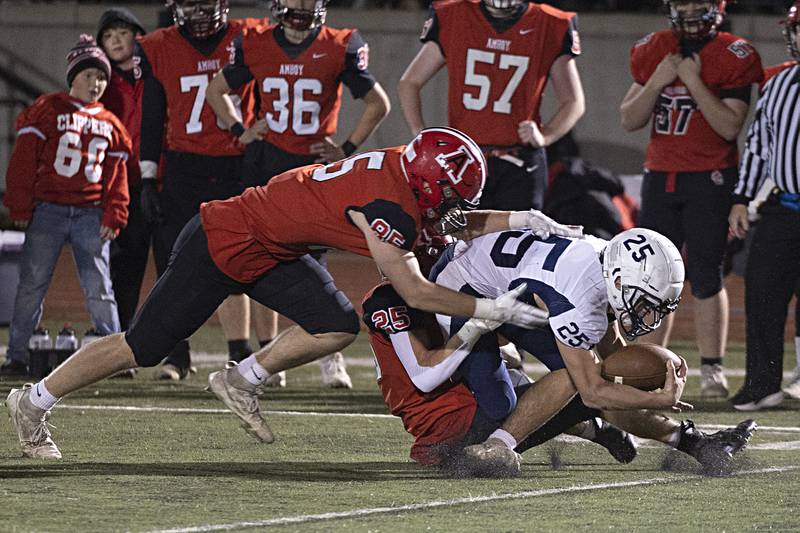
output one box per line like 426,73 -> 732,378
473,283 -> 550,329
457,316 -> 503,346
509,209 -> 584,239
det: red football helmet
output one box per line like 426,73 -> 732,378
271,0 -> 329,32
166,0 -> 228,40
663,1 -> 727,41
401,127 -> 486,235
783,1 -> 800,61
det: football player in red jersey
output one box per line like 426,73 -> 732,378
1,36 -> 131,381
135,0 -> 269,380
97,9 -> 150,376
361,278 -> 637,471
398,0 -> 585,212
620,0 -> 763,399
206,0 -> 391,389
5,128 -> 583,459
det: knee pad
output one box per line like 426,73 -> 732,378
479,386 -> 517,422
307,308 -> 360,336
125,328 -> 177,368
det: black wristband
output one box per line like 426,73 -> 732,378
342,140 -> 357,157
230,122 -> 246,138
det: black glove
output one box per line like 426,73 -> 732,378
140,179 -> 163,226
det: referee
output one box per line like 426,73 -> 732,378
728,1 -> 800,411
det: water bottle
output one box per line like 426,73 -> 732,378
28,327 -> 52,380
81,328 -> 103,348
54,325 -> 79,366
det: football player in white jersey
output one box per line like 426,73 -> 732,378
428,227 -> 756,475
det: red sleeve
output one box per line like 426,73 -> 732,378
4,107 -> 46,222
720,39 -> 764,89
629,33 -> 655,86
101,128 -> 132,231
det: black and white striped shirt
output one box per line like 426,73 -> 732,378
734,63 -> 800,203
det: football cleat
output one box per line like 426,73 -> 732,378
499,343 -> 523,370
679,419 -> 757,476
5,385 -> 62,459
700,363 -> 729,399
264,371 -> 287,388
590,418 -> 638,464
461,438 -> 522,478
207,362 -> 274,443
783,367 -> 800,400
731,390 -> 783,412
157,363 -> 195,381
320,352 -> 352,389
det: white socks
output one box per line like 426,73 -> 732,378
236,355 -> 269,385
29,380 -> 59,411
667,427 -> 681,447
489,428 -> 518,450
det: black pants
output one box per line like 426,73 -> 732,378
639,168 -> 736,298
742,197 -> 800,395
479,147 -> 547,211
155,151 -> 245,369
125,215 -> 359,367
110,184 -> 154,330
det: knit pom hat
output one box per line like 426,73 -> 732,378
66,34 -> 111,87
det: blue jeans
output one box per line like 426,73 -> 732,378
6,202 -> 119,363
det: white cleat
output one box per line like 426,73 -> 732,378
207,363 -> 274,443
462,438 -> 522,478
264,371 -> 286,388
701,364 -> 729,399
320,352 -> 352,389
5,385 -> 62,459
499,344 -> 524,370
783,368 -> 800,401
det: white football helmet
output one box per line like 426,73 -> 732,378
602,228 -> 684,339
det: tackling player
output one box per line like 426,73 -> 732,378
398,0 -> 585,212
5,127 -> 579,459
620,0 -> 763,398
135,0 -> 268,380
206,0 -> 391,388
362,279 -> 638,471
2,35 -> 131,379
425,228 -> 756,475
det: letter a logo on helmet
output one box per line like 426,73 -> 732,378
401,127 -> 486,235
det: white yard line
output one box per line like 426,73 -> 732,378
57,404 -> 800,435
187,353 -> 798,378
142,466 -> 798,533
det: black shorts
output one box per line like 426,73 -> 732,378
242,140 -> 317,189
479,146 -> 547,211
125,215 -> 359,367
638,168 -> 737,299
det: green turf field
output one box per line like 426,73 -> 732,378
1,323 -> 798,532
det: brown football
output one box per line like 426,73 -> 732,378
601,343 -> 683,391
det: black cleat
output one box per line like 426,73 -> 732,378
591,418 -> 638,464
679,419 -> 757,476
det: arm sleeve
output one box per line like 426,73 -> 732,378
222,35 -> 255,91
558,14 -> 581,58
101,130 -> 132,230
389,330 -> 473,393
138,48 -> 167,165
351,199 -> 418,251
4,108 -> 46,221
734,92 -> 770,204
339,30 -> 377,99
